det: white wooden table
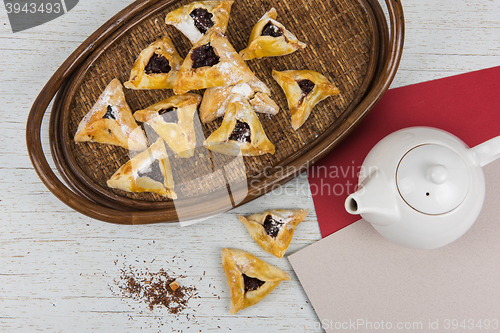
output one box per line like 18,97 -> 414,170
1,0 -> 499,331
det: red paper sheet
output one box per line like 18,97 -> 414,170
309,66 -> 500,238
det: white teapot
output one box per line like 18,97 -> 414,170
344,127 -> 500,249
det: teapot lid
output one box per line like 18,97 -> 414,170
396,144 -> 470,215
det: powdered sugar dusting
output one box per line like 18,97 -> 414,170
233,98 -> 253,119
278,210 -> 296,223
100,88 -> 114,105
175,19 -> 203,43
231,83 -> 253,97
207,77 -> 275,122
79,84 -> 116,127
249,76 -> 270,94
215,61 -> 234,76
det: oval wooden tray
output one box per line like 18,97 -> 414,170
57,0 -> 380,209
27,0 -> 404,224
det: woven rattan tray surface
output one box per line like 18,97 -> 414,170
27,0 -> 404,224
58,0 -> 377,207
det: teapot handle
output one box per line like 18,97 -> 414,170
471,136 -> 500,167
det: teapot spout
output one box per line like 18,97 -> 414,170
345,169 -> 400,226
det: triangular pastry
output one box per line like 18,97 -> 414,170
239,8 -> 306,60
238,209 -> 307,258
124,37 -> 183,90
107,138 -> 176,199
134,93 -> 202,158
272,69 -> 340,130
165,0 -> 234,44
74,79 -> 148,151
200,75 -> 279,123
204,98 -> 275,156
174,28 -> 254,95
221,248 -> 290,314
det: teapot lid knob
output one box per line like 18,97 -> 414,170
397,144 -> 470,215
427,164 -> 448,184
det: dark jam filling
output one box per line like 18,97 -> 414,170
158,107 -> 178,123
189,8 -> 215,34
243,274 -> 265,293
261,22 -> 283,38
228,120 -> 251,143
103,105 -> 116,120
137,160 -> 164,184
263,215 -> 284,238
145,53 -> 171,75
298,79 -> 315,96
191,43 -> 220,69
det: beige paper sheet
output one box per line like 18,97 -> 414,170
289,160 -> 500,332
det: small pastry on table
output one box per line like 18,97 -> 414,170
238,209 -> 307,258
221,248 -> 290,315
